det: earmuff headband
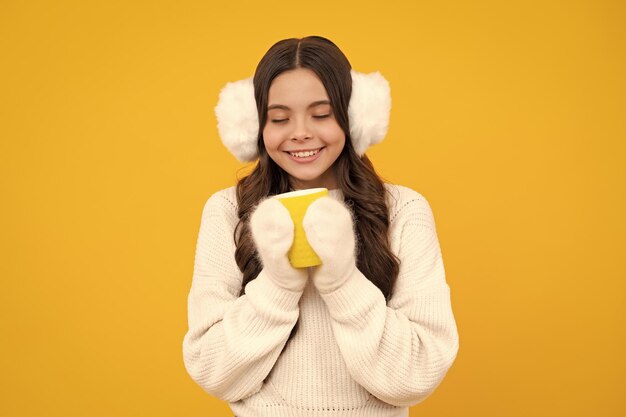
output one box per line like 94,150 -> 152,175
214,69 -> 391,162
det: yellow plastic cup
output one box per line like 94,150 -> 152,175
273,188 -> 329,268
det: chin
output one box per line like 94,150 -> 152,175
288,170 -> 335,189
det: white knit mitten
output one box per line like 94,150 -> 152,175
249,198 -> 309,292
302,197 -> 358,294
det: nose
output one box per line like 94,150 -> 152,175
290,116 -> 312,142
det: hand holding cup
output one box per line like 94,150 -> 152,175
302,196 -> 358,294
249,198 -> 308,292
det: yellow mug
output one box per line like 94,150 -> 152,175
273,188 -> 329,268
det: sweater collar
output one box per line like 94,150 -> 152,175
327,188 -> 344,200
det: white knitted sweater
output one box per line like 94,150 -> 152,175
182,184 -> 459,417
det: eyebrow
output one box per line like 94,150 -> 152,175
267,100 -> 331,111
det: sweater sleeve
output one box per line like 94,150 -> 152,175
319,190 -> 459,407
182,190 -> 304,402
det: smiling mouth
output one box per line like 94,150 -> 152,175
284,147 -> 324,158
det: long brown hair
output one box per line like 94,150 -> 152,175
233,36 -> 400,343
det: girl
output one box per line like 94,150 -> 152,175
182,36 -> 459,417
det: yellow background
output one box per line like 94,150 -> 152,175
1,0 -> 624,416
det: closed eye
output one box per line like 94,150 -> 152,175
313,114 -> 330,119
271,119 -> 288,123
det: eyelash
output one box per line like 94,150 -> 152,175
271,114 -> 330,123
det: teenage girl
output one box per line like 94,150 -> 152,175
182,35 -> 459,417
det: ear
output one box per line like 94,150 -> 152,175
214,77 -> 259,162
348,70 -> 391,156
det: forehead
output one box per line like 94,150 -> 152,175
267,68 -> 329,106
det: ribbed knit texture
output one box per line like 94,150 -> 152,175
182,184 -> 459,417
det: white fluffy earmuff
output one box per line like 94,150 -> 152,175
214,69 -> 391,162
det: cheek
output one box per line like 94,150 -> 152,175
262,126 -> 281,151
317,119 -> 345,141
322,125 -> 346,145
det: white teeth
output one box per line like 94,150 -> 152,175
290,149 -> 320,158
